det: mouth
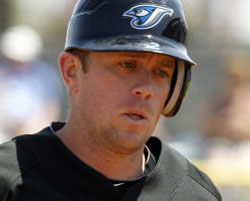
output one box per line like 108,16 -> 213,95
126,113 -> 145,120
124,111 -> 148,121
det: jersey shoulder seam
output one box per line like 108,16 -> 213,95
8,137 -> 41,189
186,164 -> 222,201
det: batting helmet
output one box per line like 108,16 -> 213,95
65,0 -> 196,117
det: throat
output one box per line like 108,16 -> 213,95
54,122 -> 146,180
93,148 -> 145,180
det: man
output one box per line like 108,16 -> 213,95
0,0 -> 222,200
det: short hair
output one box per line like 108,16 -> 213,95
65,48 -> 90,73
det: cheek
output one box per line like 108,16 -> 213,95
154,85 -> 170,113
78,75 -> 124,115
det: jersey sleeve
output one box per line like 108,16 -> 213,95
0,141 -> 22,201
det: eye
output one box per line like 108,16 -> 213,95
154,69 -> 169,78
119,62 -> 136,70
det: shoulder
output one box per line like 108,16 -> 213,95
185,158 -> 221,200
0,140 -> 23,199
0,140 -> 22,182
147,137 -> 222,201
0,127 -> 51,195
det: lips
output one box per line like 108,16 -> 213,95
124,110 -> 148,121
126,113 -> 144,120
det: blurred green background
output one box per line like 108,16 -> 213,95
0,0 -> 249,200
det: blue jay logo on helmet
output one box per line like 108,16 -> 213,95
123,5 -> 174,30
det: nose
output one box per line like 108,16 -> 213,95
131,73 -> 154,100
132,88 -> 153,100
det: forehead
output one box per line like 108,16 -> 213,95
92,51 -> 175,65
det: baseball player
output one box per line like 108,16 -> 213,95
0,0 -> 222,200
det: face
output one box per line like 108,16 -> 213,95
63,51 -> 175,154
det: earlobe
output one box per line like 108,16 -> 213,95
59,52 -> 81,95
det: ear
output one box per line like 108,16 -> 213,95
58,52 -> 82,95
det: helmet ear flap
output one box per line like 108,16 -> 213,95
163,60 -> 191,117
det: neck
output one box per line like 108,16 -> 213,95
56,122 -> 145,180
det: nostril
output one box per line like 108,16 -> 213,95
132,87 -> 153,100
145,94 -> 152,100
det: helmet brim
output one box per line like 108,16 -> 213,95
65,34 -> 196,66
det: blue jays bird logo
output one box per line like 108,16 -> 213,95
123,5 -> 174,30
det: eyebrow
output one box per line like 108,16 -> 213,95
113,52 -> 175,67
157,59 -> 175,68
115,52 -> 149,59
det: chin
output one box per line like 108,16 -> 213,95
108,130 -> 150,154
